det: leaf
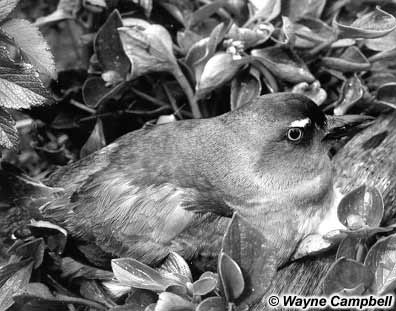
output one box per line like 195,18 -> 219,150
230,67 -> 261,110
366,28 -> 396,52
95,10 -> 130,79
80,119 -> 106,158
281,0 -> 326,21
0,259 -> 32,288
196,52 -> 245,98
0,261 -> 33,311
157,115 -> 176,125
193,277 -> 217,296
80,280 -> 116,309
28,220 -> 68,255
365,234 -> 396,294
323,257 -> 374,295
155,292 -> 194,311
321,46 -> 370,72
251,46 -> 315,83
376,83 -> 396,109
34,0 -> 79,26
196,297 -> 226,311
334,75 -> 364,116
218,252 -> 244,303
248,0 -> 281,23
291,81 -> 327,105
0,0 -> 18,22
292,17 -> 337,49
0,107 -> 18,149
227,24 -> 273,49
157,252 -> 192,284
60,257 -> 114,280
8,238 -> 45,269
187,1 -> 225,28
130,0 -> 152,17
177,30 -> 202,54
118,23 -> 177,79
221,214 -> 277,306
334,7 -> 396,39
1,19 -> 56,79
336,236 -> 368,262
111,258 -> 181,292
337,185 -> 384,229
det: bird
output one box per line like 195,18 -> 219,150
0,92 -> 370,272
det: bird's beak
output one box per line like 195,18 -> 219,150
323,114 -> 375,141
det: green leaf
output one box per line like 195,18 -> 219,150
337,185 -> 384,229
227,24 -> 273,49
60,257 -> 114,280
334,7 -> 396,39
218,252 -> 244,303
321,46 -> 370,72
281,0 -> 326,21
221,214 -> 277,306
230,67 -> 262,110
292,17 -> 337,49
248,0 -> 281,23
323,257 -> 374,295
0,107 -> 18,149
111,258 -> 181,292
0,261 -> 33,311
28,220 -> 68,255
80,119 -> 106,158
336,236 -> 367,262
95,10 -> 130,80
196,297 -> 226,311
1,19 -> 56,79
333,75 -> 364,116
157,252 -> 192,284
8,238 -> 45,269
365,234 -> 396,295
251,46 -> 315,83
193,277 -> 217,296
376,82 -> 396,109
155,292 -> 194,311
0,0 -> 18,22
366,28 -> 396,52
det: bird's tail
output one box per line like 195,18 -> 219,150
0,163 -> 55,241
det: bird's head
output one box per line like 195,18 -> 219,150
217,93 -> 372,260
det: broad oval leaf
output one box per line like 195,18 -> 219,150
1,19 -> 56,79
227,23 -> 273,49
336,236 -> 368,262
365,234 -> 396,295
196,52 -> 244,98
157,251 -> 192,284
366,28 -> 396,52
334,75 -> 364,116
323,257 -> 374,295
95,10 -> 130,79
230,67 -> 261,110
281,0 -> 326,21
193,277 -> 217,296
218,252 -> 244,303
251,47 -> 315,83
293,17 -> 337,49
196,297 -> 226,311
334,7 -> 396,39
155,292 -> 194,311
376,82 -> 396,109
221,213 -> 277,306
337,185 -> 384,229
322,46 -> 370,72
111,258 -> 181,292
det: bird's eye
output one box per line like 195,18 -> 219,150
287,127 -> 304,143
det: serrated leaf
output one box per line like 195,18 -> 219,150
337,185 -> 384,229
323,257 -> 374,295
322,46 -> 370,72
251,46 -> 315,83
0,261 -> 33,311
111,258 -> 181,292
365,234 -> 396,295
218,252 -> 244,303
0,107 -> 18,149
335,6 -> 396,39
0,0 -> 19,22
1,19 -> 56,79
95,10 -> 130,79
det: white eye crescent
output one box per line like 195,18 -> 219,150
287,127 -> 304,142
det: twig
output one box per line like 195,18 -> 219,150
69,99 -> 96,114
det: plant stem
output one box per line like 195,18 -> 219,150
171,65 -> 202,118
